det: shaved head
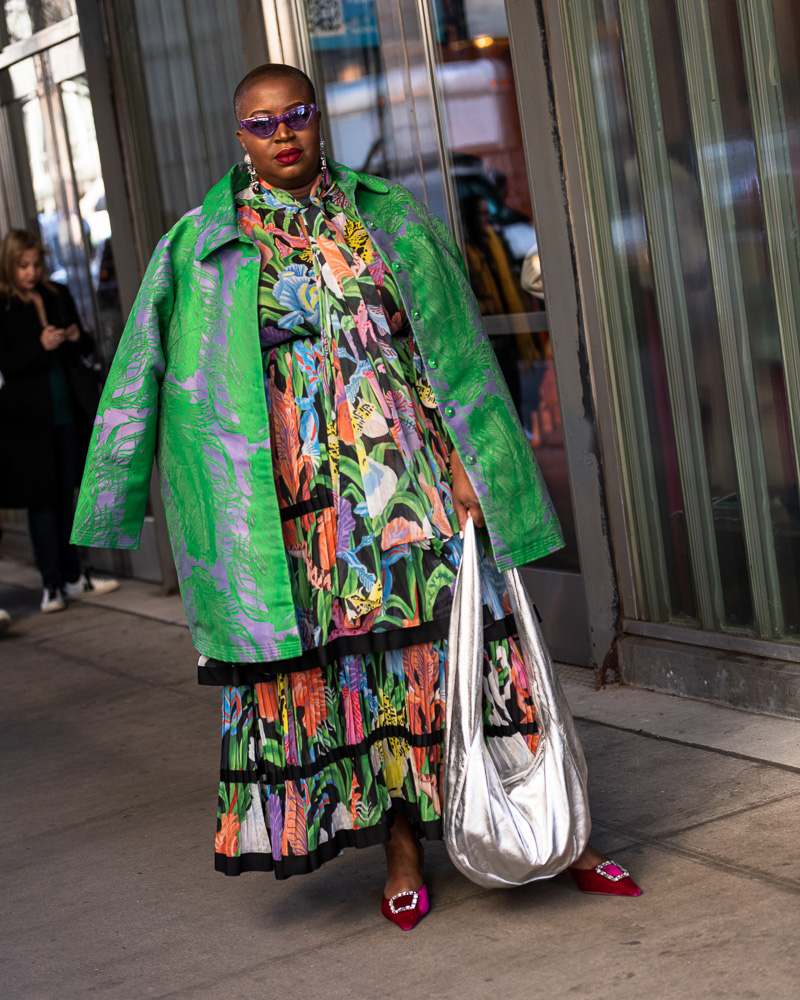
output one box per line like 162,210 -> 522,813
233,63 -> 316,121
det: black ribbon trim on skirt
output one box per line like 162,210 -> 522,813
219,719 -> 539,786
279,486 -> 335,522
198,611 -> 524,685
214,802 -> 443,879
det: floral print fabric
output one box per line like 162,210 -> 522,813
215,173 -> 538,877
237,173 -> 458,640
217,635 -> 539,878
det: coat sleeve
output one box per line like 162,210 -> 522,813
419,202 -> 470,280
398,187 -> 566,568
71,234 -> 174,549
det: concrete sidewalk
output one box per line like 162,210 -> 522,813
1,558 -> 799,1000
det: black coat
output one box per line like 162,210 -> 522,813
0,282 -> 102,508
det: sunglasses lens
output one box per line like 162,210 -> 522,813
246,117 -> 277,138
285,105 -> 316,130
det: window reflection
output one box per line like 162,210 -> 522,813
8,49 -> 122,367
308,0 -> 580,570
571,0 -> 800,636
772,0 -> 800,221
434,4 -> 579,571
307,0 -> 388,174
597,0 -> 700,623
3,0 -> 75,43
460,193 -> 535,415
61,75 -> 123,358
19,77 -> 93,343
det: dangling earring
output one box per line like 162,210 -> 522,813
244,152 -> 261,193
319,139 -> 327,173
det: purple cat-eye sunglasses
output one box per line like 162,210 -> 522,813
239,103 -> 318,140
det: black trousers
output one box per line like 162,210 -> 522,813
27,423 -> 82,590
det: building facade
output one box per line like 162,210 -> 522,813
1,0 -> 799,716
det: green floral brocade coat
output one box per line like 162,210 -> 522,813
71,162 -> 563,661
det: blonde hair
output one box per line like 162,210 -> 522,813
0,228 -> 54,303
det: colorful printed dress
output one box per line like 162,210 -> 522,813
211,171 -> 539,878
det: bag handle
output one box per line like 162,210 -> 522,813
444,515 -> 484,760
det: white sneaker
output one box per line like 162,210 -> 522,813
41,587 -> 66,614
62,573 -> 120,600
0,609 -> 10,634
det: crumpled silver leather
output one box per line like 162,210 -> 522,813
443,516 -> 591,887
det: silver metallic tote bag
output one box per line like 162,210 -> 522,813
443,516 -> 591,887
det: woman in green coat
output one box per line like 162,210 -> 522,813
72,64 -> 640,927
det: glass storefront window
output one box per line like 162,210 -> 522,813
3,39 -> 122,364
17,72 -> 92,337
20,88 -> 53,215
60,73 -> 123,358
3,1 -> 75,43
307,0 -> 450,219
705,0 -> 800,629
430,0 -> 579,571
306,0 -> 387,173
563,0 -> 800,638
771,1 -> 800,221
308,0 -> 580,570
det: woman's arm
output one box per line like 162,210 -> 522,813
450,447 -> 486,530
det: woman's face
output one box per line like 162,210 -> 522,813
236,75 -> 321,194
15,248 -> 42,293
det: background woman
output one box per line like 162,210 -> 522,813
72,64 -> 641,929
0,229 -> 117,613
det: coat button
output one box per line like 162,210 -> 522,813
392,261 -> 402,271
444,405 -> 455,417
428,357 -> 437,368
465,454 -> 476,465
412,309 -> 421,320
367,220 -> 376,229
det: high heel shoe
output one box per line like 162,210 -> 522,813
568,859 -> 642,897
382,836 -> 429,930
381,885 -> 431,930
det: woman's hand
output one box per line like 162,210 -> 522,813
451,448 -> 486,530
40,325 -> 65,351
63,322 -> 81,343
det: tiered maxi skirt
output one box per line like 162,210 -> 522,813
208,330 -> 540,879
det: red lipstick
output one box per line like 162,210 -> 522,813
276,148 -> 302,165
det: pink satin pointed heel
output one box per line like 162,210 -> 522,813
568,859 -> 642,897
381,885 -> 431,930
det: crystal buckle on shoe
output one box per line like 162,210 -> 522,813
595,860 -> 630,882
388,891 -> 419,914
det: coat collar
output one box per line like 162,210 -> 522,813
196,161 -> 389,261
